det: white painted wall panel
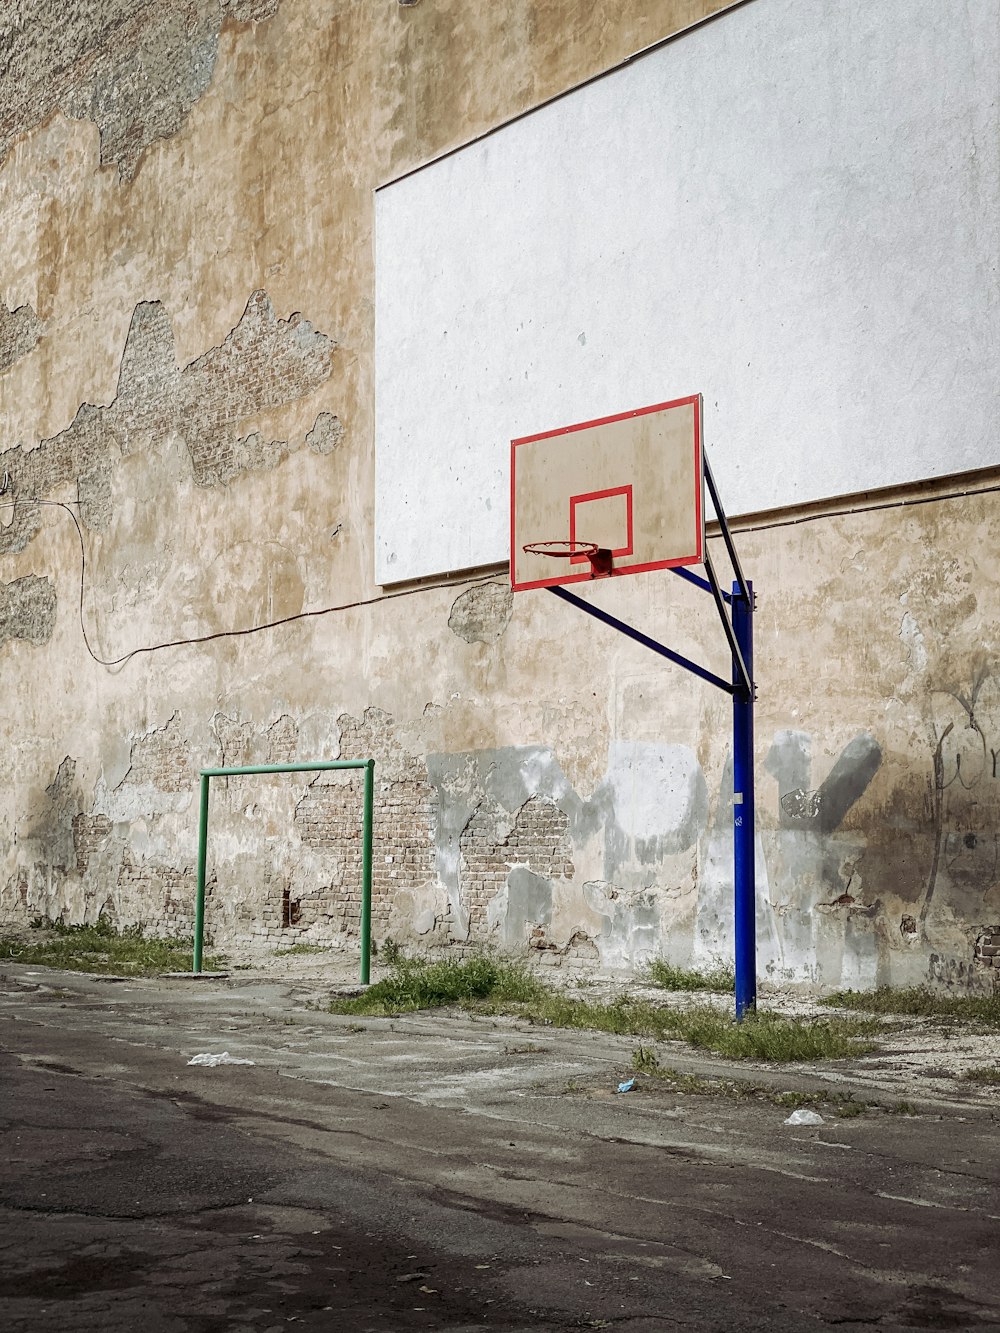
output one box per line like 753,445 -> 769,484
375,0 -> 1000,583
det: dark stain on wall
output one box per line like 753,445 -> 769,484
0,290 -> 334,553
0,0 -> 282,179
0,574 -> 57,646
0,301 -> 43,373
26,756 -> 83,873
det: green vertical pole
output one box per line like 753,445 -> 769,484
360,759 -> 375,984
193,773 -> 211,973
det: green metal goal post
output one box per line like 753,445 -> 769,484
193,759 -> 375,981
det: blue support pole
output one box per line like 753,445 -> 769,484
732,580 -> 756,1018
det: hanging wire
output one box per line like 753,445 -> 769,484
0,497 -> 502,672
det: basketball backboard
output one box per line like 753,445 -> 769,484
510,394 -> 704,591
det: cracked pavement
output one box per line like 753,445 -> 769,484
1,963 -> 999,1331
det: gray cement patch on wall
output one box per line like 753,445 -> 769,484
0,301 -> 43,374
447,582 -> 513,643
0,574 -> 56,646
428,740 -> 710,962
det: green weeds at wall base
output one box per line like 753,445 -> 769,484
644,959 -> 736,993
331,954 -> 881,1062
1,918 -> 220,976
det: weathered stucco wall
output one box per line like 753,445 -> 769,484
1,0 -> 997,992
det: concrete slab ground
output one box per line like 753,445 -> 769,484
1,960 -> 998,1331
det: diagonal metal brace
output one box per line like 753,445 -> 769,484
549,585 -> 736,695
672,565 -> 732,602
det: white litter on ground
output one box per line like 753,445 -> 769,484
784,1108 -> 823,1126
187,1051 -> 255,1067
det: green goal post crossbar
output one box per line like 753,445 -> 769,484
193,759 -> 376,982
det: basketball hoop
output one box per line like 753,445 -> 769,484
521,540 -> 614,577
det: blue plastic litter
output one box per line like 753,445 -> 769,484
617,1078 -> 636,1094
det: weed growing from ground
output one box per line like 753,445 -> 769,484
644,958 -> 735,994
330,952 -> 546,1016
822,985 -> 1000,1027
274,942 -> 330,957
631,1048 -> 898,1117
1,918 -> 219,976
331,953 -> 880,1061
963,1065 -> 1000,1084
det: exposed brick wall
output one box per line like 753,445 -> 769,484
72,813 -> 112,873
295,778 -> 365,930
294,773 -> 437,932
461,796 -> 574,930
0,291 -> 334,554
265,715 -> 298,764
287,708 -> 439,933
124,713 -> 191,792
0,0 -> 282,179
116,849 -> 199,935
974,927 -> 1000,970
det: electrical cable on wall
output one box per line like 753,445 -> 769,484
4,473 -> 997,671
0,497 -> 503,672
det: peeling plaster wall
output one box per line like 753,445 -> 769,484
0,0 -> 283,179
0,0 -> 997,993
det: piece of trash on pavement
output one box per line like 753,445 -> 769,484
617,1078 -> 636,1094
784,1108 -> 823,1125
187,1051 -> 255,1066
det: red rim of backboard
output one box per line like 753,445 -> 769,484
510,393 -> 704,592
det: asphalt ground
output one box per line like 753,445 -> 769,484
1,964 -> 999,1331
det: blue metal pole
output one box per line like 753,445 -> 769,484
732,580 -> 756,1019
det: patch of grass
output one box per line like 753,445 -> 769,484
963,1065 -> 1000,1084
0,918 -> 220,976
822,985 -> 1000,1026
329,952 -> 546,1016
275,942 -> 330,957
506,991 -> 880,1061
644,958 -> 736,994
332,954 -> 880,1061
835,1098 -> 867,1118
